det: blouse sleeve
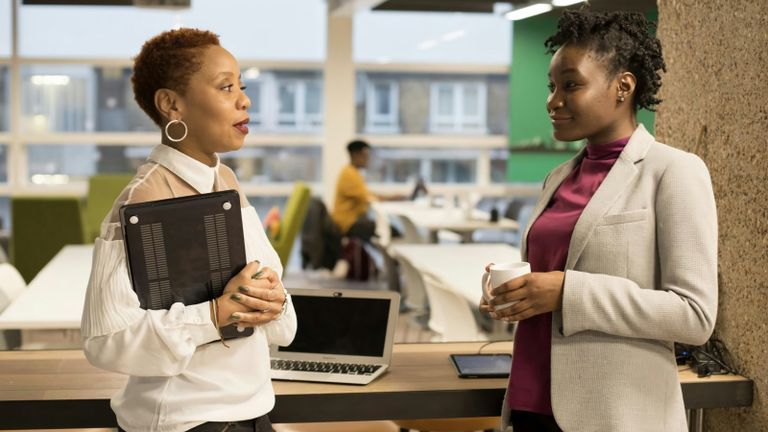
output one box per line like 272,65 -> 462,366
80,237 -> 220,376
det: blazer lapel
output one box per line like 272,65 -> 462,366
521,153 -> 583,260
564,125 -> 655,269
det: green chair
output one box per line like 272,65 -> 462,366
271,182 -> 311,268
83,174 -> 133,242
10,196 -> 86,283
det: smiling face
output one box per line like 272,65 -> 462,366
546,44 -> 636,145
171,45 -> 251,165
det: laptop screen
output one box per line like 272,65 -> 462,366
278,295 -> 391,357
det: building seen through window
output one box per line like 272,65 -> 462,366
356,72 -> 507,136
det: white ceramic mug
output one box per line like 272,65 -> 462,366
481,262 -> 531,310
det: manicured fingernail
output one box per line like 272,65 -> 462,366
230,293 -> 242,301
251,270 -> 264,279
490,312 -> 498,319
230,313 -> 240,321
238,286 -> 249,293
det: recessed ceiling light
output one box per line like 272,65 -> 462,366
504,3 -> 553,21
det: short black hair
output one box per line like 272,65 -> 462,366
132,28 -> 220,126
347,140 -> 371,156
544,9 -> 666,112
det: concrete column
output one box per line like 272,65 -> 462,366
321,9 -> 355,208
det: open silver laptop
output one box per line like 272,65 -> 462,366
270,288 -> 400,385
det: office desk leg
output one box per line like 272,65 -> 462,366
687,408 -> 704,432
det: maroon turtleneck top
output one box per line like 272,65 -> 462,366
506,136 -> 630,414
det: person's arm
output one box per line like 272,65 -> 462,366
370,192 -> 408,202
561,153 -> 718,345
81,238 -> 221,377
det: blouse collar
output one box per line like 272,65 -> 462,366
148,144 -> 219,193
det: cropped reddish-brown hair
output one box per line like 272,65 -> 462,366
131,28 -> 220,126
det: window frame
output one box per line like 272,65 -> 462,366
429,80 -> 487,134
275,77 -> 322,132
365,79 -> 400,134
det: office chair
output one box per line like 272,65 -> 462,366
83,174 -> 133,242
271,182 -> 311,268
10,196 -> 86,282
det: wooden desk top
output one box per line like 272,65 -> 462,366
0,342 -> 754,429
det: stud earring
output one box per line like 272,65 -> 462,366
617,93 -> 625,102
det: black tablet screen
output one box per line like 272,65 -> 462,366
450,354 -> 512,378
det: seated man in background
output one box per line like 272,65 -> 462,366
332,140 -> 401,243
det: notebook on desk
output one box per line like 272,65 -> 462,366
270,288 -> 400,385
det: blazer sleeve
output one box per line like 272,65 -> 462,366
561,153 -> 718,345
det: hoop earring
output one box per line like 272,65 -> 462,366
164,119 -> 188,142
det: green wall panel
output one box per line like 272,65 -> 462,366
508,14 -> 559,150
508,151 -> 575,183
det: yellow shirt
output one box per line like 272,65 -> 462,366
332,164 -> 372,233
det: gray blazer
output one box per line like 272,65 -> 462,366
500,125 -> 718,432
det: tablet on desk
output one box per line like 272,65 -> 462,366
450,353 -> 512,378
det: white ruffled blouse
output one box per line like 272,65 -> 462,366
80,144 -> 297,432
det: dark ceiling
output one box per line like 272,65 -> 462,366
373,0 -> 657,14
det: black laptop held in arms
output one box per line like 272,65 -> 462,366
119,190 -> 250,339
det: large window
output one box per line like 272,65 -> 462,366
3,0 -> 514,244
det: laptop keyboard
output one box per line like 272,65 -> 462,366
271,359 -> 382,375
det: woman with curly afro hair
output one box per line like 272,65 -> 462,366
481,9 -> 717,432
81,28 -> 297,432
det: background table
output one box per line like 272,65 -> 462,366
0,245 -> 93,348
0,342 -> 753,430
388,243 -> 521,304
375,201 -> 519,242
